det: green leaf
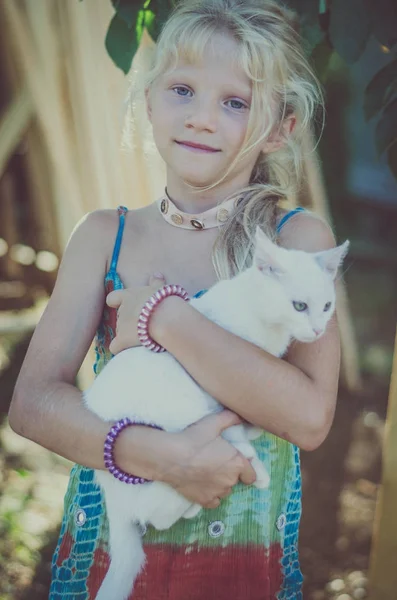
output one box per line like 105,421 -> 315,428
105,13 -> 140,74
145,0 -> 173,41
284,0 -> 319,23
364,59 -> 397,121
143,8 -> 156,36
329,0 -> 371,63
388,139 -> 397,180
111,0 -> 144,28
136,8 -> 146,40
16,468 -> 29,478
369,0 -> 397,48
284,0 -> 324,55
375,97 -> 397,156
310,39 -> 335,83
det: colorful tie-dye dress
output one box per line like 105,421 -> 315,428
50,205 -> 305,599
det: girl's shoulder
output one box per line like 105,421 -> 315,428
70,208 -> 121,241
276,207 -> 336,253
64,209 -> 130,274
70,205 -> 145,247
84,204 -> 156,231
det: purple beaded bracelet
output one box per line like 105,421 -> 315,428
104,417 -> 163,484
137,284 -> 190,353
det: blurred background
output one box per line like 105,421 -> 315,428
0,1 -> 396,599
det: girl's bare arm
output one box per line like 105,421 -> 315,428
8,210 -> 154,473
9,211 -> 255,507
149,214 -> 341,452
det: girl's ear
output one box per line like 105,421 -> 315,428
145,87 -> 152,123
262,115 -> 296,154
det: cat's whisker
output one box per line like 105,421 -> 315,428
336,259 -> 355,282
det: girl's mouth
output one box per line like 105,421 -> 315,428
175,141 -> 221,153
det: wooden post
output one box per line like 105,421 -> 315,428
0,173 -> 24,281
368,326 -> 397,599
0,87 -> 33,178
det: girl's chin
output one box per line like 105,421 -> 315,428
171,169 -> 222,188
170,161 -> 233,186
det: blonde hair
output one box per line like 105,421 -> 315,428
146,0 -> 323,279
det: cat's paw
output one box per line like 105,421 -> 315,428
182,504 -> 202,519
150,512 -> 180,530
246,426 -> 263,440
251,457 -> 270,489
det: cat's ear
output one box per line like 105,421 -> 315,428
314,240 -> 349,280
253,226 -> 286,277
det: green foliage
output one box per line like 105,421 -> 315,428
285,0 -> 324,54
106,2 -> 148,74
375,97 -> 397,156
370,0 -> 397,48
102,0 -> 397,181
111,0 -> 143,27
388,139 -> 397,179
364,60 -> 397,121
15,468 -> 29,478
106,0 -> 174,74
145,0 -> 175,41
328,0 -> 371,63
310,38 -> 336,82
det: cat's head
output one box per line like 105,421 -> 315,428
252,226 -> 349,343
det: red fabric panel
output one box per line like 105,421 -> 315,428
131,543 -> 283,600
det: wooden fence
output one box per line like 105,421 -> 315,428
368,328 -> 397,599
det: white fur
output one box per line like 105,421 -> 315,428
84,229 -> 349,600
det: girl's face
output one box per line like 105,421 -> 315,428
147,33 -> 269,190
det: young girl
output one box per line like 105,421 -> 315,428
10,1 -> 342,598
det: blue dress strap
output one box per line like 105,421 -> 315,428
109,206 -> 128,273
276,207 -> 306,236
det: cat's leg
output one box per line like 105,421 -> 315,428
222,425 -> 270,489
223,422 -> 263,441
95,497 -> 145,600
149,483 -> 194,530
246,455 -> 270,489
245,425 -> 263,440
182,503 -> 202,519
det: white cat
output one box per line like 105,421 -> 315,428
84,227 -> 349,600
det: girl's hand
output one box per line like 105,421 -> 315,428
106,274 -> 166,354
160,410 -> 257,509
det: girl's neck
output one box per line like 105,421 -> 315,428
164,187 -> 219,214
165,172 -> 250,213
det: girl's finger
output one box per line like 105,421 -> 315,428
205,498 -> 221,509
198,410 -> 242,438
219,487 -> 233,498
106,290 -> 124,308
109,335 -> 128,355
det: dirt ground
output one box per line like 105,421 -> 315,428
0,312 -> 388,600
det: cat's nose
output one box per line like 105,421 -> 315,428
313,328 -> 323,337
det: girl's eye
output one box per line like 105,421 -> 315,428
226,99 -> 248,110
172,86 -> 192,97
324,302 -> 332,312
293,301 -> 308,312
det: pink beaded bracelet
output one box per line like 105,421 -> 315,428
137,284 -> 190,353
104,417 -> 163,484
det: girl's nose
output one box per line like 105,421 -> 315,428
184,102 -> 217,132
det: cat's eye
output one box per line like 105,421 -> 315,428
293,301 -> 308,312
324,302 -> 332,312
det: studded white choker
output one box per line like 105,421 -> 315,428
157,190 -> 239,231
